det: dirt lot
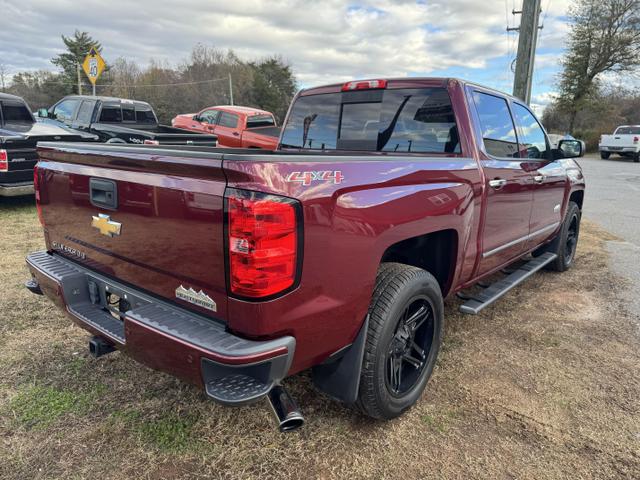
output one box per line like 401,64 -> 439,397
1,195 -> 639,480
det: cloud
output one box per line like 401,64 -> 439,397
0,0 -> 572,89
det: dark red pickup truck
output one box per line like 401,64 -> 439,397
26,78 -> 585,431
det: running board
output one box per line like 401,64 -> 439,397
459,252 -> 557,315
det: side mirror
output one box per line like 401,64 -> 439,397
558,139 -> 584,158
37,108 -> 49,118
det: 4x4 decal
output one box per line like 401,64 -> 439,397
286,171 -> 344,186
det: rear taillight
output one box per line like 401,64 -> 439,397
144,139 -> 160,145
634,136 -> 639,144
227,189 -> 301,298
33,165 -> 45,227
341,79 -> 388,91
0,149 -> 8,172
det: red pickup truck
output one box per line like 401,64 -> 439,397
26,78 -> 585,432
171,105 -> 279,149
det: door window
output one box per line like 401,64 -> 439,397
200,110 -> 220,124
472,91 -> 519,158
512,103 -> 548,159
53,99 -> 80,122
218,112 -> 239,128
76,101 -> 95,124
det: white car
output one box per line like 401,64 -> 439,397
599,125 -> 640,162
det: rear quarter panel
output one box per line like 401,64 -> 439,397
223,153 -> 482,372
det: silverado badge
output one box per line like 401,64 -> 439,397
91,213 -> 122,237
175,285 -> 217,312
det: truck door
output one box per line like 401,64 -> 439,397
214,112 -> 242,147
470,89 -> 534,276
511,102 -> 566,250
198,109 -> 220,134
71,100 -> 95,132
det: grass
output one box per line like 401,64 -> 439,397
8,385 -> 93,429
1,192 -> 639,479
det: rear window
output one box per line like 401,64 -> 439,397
615,126 -> 640,135
136,108 -> 156,124
247,114 -> 275,128
1,102 -> 33,124
99,104 -> 157,124
280,87 -> 460,153
99,105 -> 122,123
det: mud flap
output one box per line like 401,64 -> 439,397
312,315 -> 369,404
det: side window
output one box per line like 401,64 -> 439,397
99,105 -> 122,123
53,99 -> 80,122
512,103 -> 548,159
76,101 -> 94,124
218,112 -> 238,128
122,105 -> 136,122
472,91 -> 518,158
201,110 -> 220,124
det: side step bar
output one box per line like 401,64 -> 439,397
459,252 -> 557,315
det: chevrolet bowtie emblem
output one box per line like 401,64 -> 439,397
91,213 -> 122,237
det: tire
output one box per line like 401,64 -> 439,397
106,137 -> 127,144
356,263 -> 444,420
634,152 -> 640,163
600,151 -> 610,159
538,201 -> 581,272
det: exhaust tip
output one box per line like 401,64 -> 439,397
267,384 -> 304,432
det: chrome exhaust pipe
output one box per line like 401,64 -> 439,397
267,384 -> 304,432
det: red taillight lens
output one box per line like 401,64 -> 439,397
143,139 -> 160,145
33,165 -> 45,227
227,190 -> 300,298
341,79 -> 388,91
634,136 -> 639,144
0,149 -> 8,172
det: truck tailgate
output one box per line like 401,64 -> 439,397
35,143 -> 229,320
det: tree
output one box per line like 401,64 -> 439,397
558,0 -> 640,130
51,30 -> 104,95
249,57 -> 297,122
8,70 -> 68,108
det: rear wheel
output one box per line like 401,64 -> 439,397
356,263 -> 443,420
600,151 -> 610,159
633,152 -> 640,163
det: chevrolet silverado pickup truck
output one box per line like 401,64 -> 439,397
26,78 -> 585,432
599,125 -> 640,161
0,93 -> 97,196
172,105 -> 279,149
37,95 -> 217,146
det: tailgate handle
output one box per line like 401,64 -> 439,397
90,178 -> 118,210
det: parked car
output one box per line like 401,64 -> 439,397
38,96 -> 217,146
0,93 -> 97,197
599,125 -> 640,162
26,78 -> 585,431
172,105 -> 280,149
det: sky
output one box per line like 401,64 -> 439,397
0,0 -> 572,113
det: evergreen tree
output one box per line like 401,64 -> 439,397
51,30 -> 104,95
249,57 -> 297,123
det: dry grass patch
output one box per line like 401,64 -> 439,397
1,195 -> 639,479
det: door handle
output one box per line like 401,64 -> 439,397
488,178 -> 507,189
533,175 -> 545,184
232,132 -> 240,136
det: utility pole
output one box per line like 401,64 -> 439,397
76,62 -> 83,95
512,0 -> 542,104
228,73 -> 234,105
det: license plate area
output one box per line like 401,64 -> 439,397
86,276 -> 150,323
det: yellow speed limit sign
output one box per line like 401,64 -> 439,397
82,47 -> 105,85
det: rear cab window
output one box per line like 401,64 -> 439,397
247,114 -> 276,128
615,126 -> 640,135
1,101 -> 34,124
280,86 -> 460,154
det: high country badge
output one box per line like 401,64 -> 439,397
175,285 -> 217,312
